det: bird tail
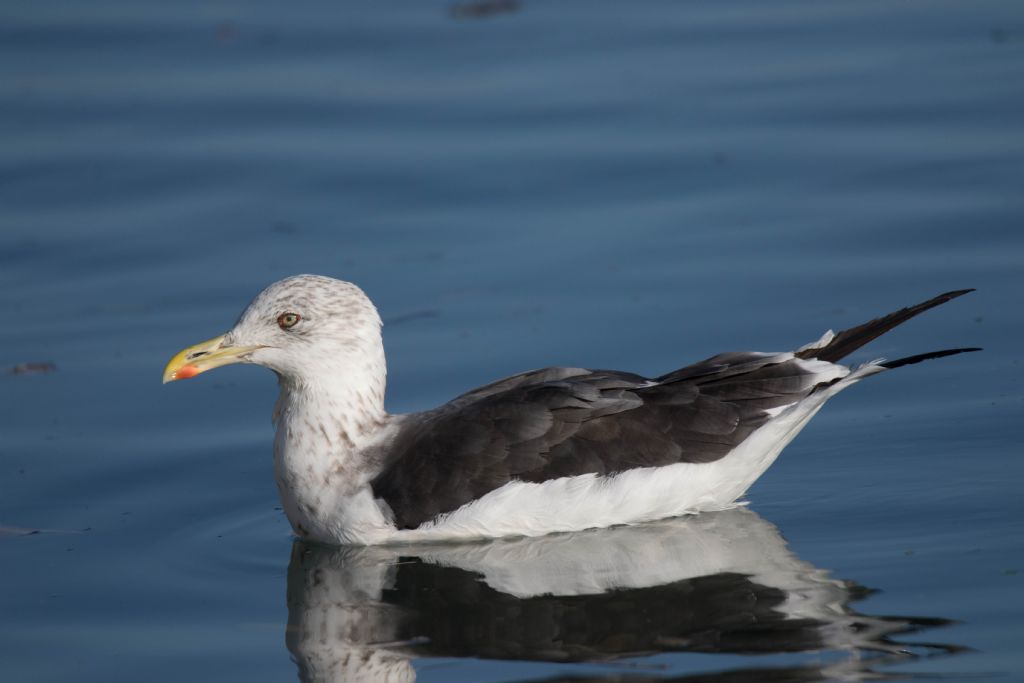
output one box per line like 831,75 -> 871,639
795,289 -> 976,363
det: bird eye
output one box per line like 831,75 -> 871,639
277,312 -> 301,329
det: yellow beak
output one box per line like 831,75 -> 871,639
162,335 -> 262,384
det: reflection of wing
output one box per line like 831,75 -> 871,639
286,509 -> 959,682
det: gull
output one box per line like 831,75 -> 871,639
163,275 -> 977,545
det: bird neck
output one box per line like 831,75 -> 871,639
273,334 -> 388,449
266,331 -> 398,542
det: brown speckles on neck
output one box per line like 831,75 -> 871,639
338,427 -> 356,450
354,413 -> 388,437
325,458 -> 362,487
317,423 -> 332,445
296,416 -> 362,454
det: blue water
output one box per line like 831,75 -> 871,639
2,0 -> 1022,681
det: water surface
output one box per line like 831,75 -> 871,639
1,1 -> 1022,681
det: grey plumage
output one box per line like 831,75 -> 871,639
372,356 -> 839,529
371,289 -> 978,530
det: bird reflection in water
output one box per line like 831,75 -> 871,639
285,509 -> 962,682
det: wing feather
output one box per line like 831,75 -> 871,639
369,291 -> 976,530
371,352 -> 835,530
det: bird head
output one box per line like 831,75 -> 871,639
162,274 -> 383,385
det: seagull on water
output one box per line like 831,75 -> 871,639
163,276 -> 977,545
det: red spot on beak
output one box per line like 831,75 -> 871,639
175,364 -> 201,380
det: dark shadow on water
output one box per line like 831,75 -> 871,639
285,509 -> 963,682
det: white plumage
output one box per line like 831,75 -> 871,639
163,275 -> 975,546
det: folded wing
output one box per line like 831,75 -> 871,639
372,353 -> 839,529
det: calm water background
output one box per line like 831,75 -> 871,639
2,0 -> 1022,681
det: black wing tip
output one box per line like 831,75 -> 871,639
879,347 -> 982,370
908,288 -> 976,312
797,288 -> 977,363
936,288 -> 976,300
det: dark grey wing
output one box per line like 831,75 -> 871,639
372,290 -> 982,531
446,366 -> 650,404
372,353 -> 835,530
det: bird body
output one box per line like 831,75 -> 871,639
163,276 -> 976,545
